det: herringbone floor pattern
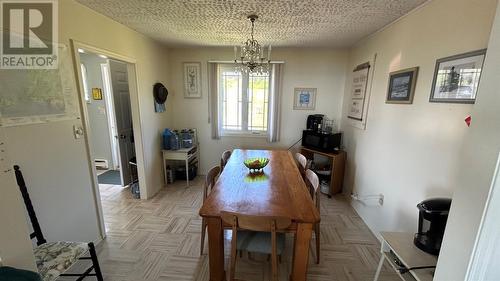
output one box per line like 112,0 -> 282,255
77,177 -> 398,281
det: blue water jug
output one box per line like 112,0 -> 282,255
162,129 -> 173,150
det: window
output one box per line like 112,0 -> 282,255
218,65 -> 270,135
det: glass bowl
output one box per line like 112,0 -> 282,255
243,157 -> 269,172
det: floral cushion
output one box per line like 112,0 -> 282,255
34,242 -> 88,281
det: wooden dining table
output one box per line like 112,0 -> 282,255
199,149 -> 320,281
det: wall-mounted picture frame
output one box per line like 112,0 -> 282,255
386,67 -> 419,104
348,62 -> 370,121
293,88 -> 317,110
183,62 -> 202,98
430,49 -> 486,104
92,88 -> 103,100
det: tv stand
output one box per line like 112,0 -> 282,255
300,147 -> 346,196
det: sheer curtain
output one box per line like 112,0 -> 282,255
267,63 -> 283,142
208,62 -> 220,139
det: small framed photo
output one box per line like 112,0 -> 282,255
92,88 -> 103,100
386,67 -> 419,104
294,88 -> 317,110
183,62 -> 202,98
430,49 -> 486,104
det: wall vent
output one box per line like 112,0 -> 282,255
94,159 -> 109,169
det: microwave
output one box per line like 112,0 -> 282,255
302,130 -> 341,152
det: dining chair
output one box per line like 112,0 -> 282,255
220,150 -> 232,171
295,152 -> 308,177
221,211 -> 291,281
200,165 -> 221,255
13,165 -> 104,281
305,169 -> 321,264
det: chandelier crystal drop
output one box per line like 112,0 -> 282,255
234,15 -> 271,75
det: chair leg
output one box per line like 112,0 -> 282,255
200,218 -> 206,255
315,224 -> 320,264
88,242 -> 103,281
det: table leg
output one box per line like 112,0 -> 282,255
207,217 -> 226,281
291,223 -> 313,281
163,156 -> 167,186
373,251 -> 384,281
185,158 -> 189,187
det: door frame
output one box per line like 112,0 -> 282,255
70,39 -> 149,239
100,62 -> 120,170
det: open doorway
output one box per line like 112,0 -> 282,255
78,50 -> 138,191
73,43 -> 146,238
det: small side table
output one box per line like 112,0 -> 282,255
162,145 -> 199,187
300,147 -> 346,196
373,232 -> 437,281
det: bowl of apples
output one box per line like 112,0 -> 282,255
243,157 -> 269,173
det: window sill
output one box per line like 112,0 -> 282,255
221,131 -> 268,138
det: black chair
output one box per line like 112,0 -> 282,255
14,165 -> 104,281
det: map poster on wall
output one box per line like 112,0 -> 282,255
0,44 -> 79,127
348,62 -> 370,121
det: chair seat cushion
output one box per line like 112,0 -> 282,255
236,231 -> 286,255
34,242 -> 88,281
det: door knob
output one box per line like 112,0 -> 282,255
119,134 -> 127,139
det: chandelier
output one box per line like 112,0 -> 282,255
234,15 -> 271,74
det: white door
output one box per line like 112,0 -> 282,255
466,153 -> 500,280
109,60 -> 135,186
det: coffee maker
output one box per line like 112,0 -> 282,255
414,198 -> 452,255
306,114 -> 324,132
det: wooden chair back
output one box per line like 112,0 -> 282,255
220,150 -> 232,171
13,165 -> 47,246
306,169 -> 320,211
203,166 -> 220,202
295,153 -> 307,176
221,211 -> 291,281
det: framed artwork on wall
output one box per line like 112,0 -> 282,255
348,62 -> 370,120
386,67 -> 419,104
293,88 -> 317,110
430,49 -> 486,104
92,88 -> 103,100
183,62 -> 202,98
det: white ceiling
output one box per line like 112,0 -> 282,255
76,0 -> 428,47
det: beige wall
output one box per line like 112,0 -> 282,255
168,47 -> 348,173
435,1 -> 500,279
0,129 -> 36,270
4,0 -> 171,243
340,0 -> 497,238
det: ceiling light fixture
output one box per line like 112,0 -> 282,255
234,15 -> 271,74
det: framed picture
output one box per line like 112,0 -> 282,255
386,67 -> 419,104
183,62 -> 202,98
348,62 -> 370,121
293,88 -> 317,110
430,49 -> 486,103
92,88 -> 102,100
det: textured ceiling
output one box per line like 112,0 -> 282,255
76,0 -> 428,47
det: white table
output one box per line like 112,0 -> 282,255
162,145 -> 198,186
374,232 -> 437,281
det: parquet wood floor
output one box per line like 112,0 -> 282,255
63,177 -> 399,281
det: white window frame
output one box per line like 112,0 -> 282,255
218,64 -> 271,137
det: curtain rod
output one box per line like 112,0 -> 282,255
207,60 -> 285,64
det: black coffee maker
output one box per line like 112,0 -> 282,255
306,114 -> 324,132
414,198 -> 452,255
